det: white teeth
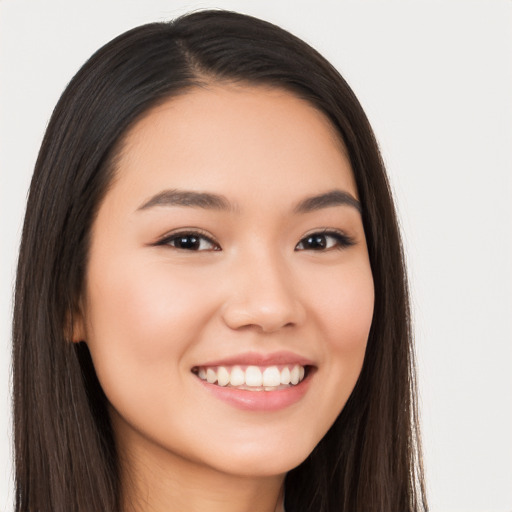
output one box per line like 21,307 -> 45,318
217,366 -> 230,386
196,364 -> 307,390
245,366 -> 263,386
206,368 -> 217,384
229,366 -> 245,386
290,365 -> 300,385
262,366 -> 281,387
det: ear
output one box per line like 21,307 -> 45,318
66,299 -> 87,343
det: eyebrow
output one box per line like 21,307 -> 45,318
137,189 -> 235,212
137,188 -> 361,214
293,189 -> 362,214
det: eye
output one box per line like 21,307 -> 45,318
295,230 -> 355,251
156,231 -> 220,251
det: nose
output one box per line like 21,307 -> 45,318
221,251 -> 306,333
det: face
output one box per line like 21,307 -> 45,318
76,84 -> 374,479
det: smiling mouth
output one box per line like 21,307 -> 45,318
192,364 -> 309,391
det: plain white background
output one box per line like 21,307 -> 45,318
1,1 -> 511,511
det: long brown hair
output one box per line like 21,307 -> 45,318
13,10 -> 427,511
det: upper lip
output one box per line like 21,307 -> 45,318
193,351 -> 315,368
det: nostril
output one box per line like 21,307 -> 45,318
221,301 -> 304,333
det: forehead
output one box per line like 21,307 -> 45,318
110,84 -> 357,209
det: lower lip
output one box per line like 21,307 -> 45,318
195,373 -> 312,412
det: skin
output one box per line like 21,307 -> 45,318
74,84 -> 375,512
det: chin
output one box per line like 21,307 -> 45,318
201,436 -> 317,478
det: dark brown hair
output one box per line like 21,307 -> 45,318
13,9 -> 427,512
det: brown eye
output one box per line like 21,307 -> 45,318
159,232 -> 220,251
295,231 -> 354,251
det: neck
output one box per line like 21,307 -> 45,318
119,434 -> 285,512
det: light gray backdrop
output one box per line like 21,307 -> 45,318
1,1 -> 511,511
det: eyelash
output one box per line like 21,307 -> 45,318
155,229 -> 355,252
295,229 -> 355,251
155,229 -> 220,251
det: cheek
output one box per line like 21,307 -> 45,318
310,259 -> 374,405
82,257 -> 214,399
86,257 -> 208,342
313,262 -> 375,352
286,259 -> 374,450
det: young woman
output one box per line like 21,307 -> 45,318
12,10 -> 427,512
